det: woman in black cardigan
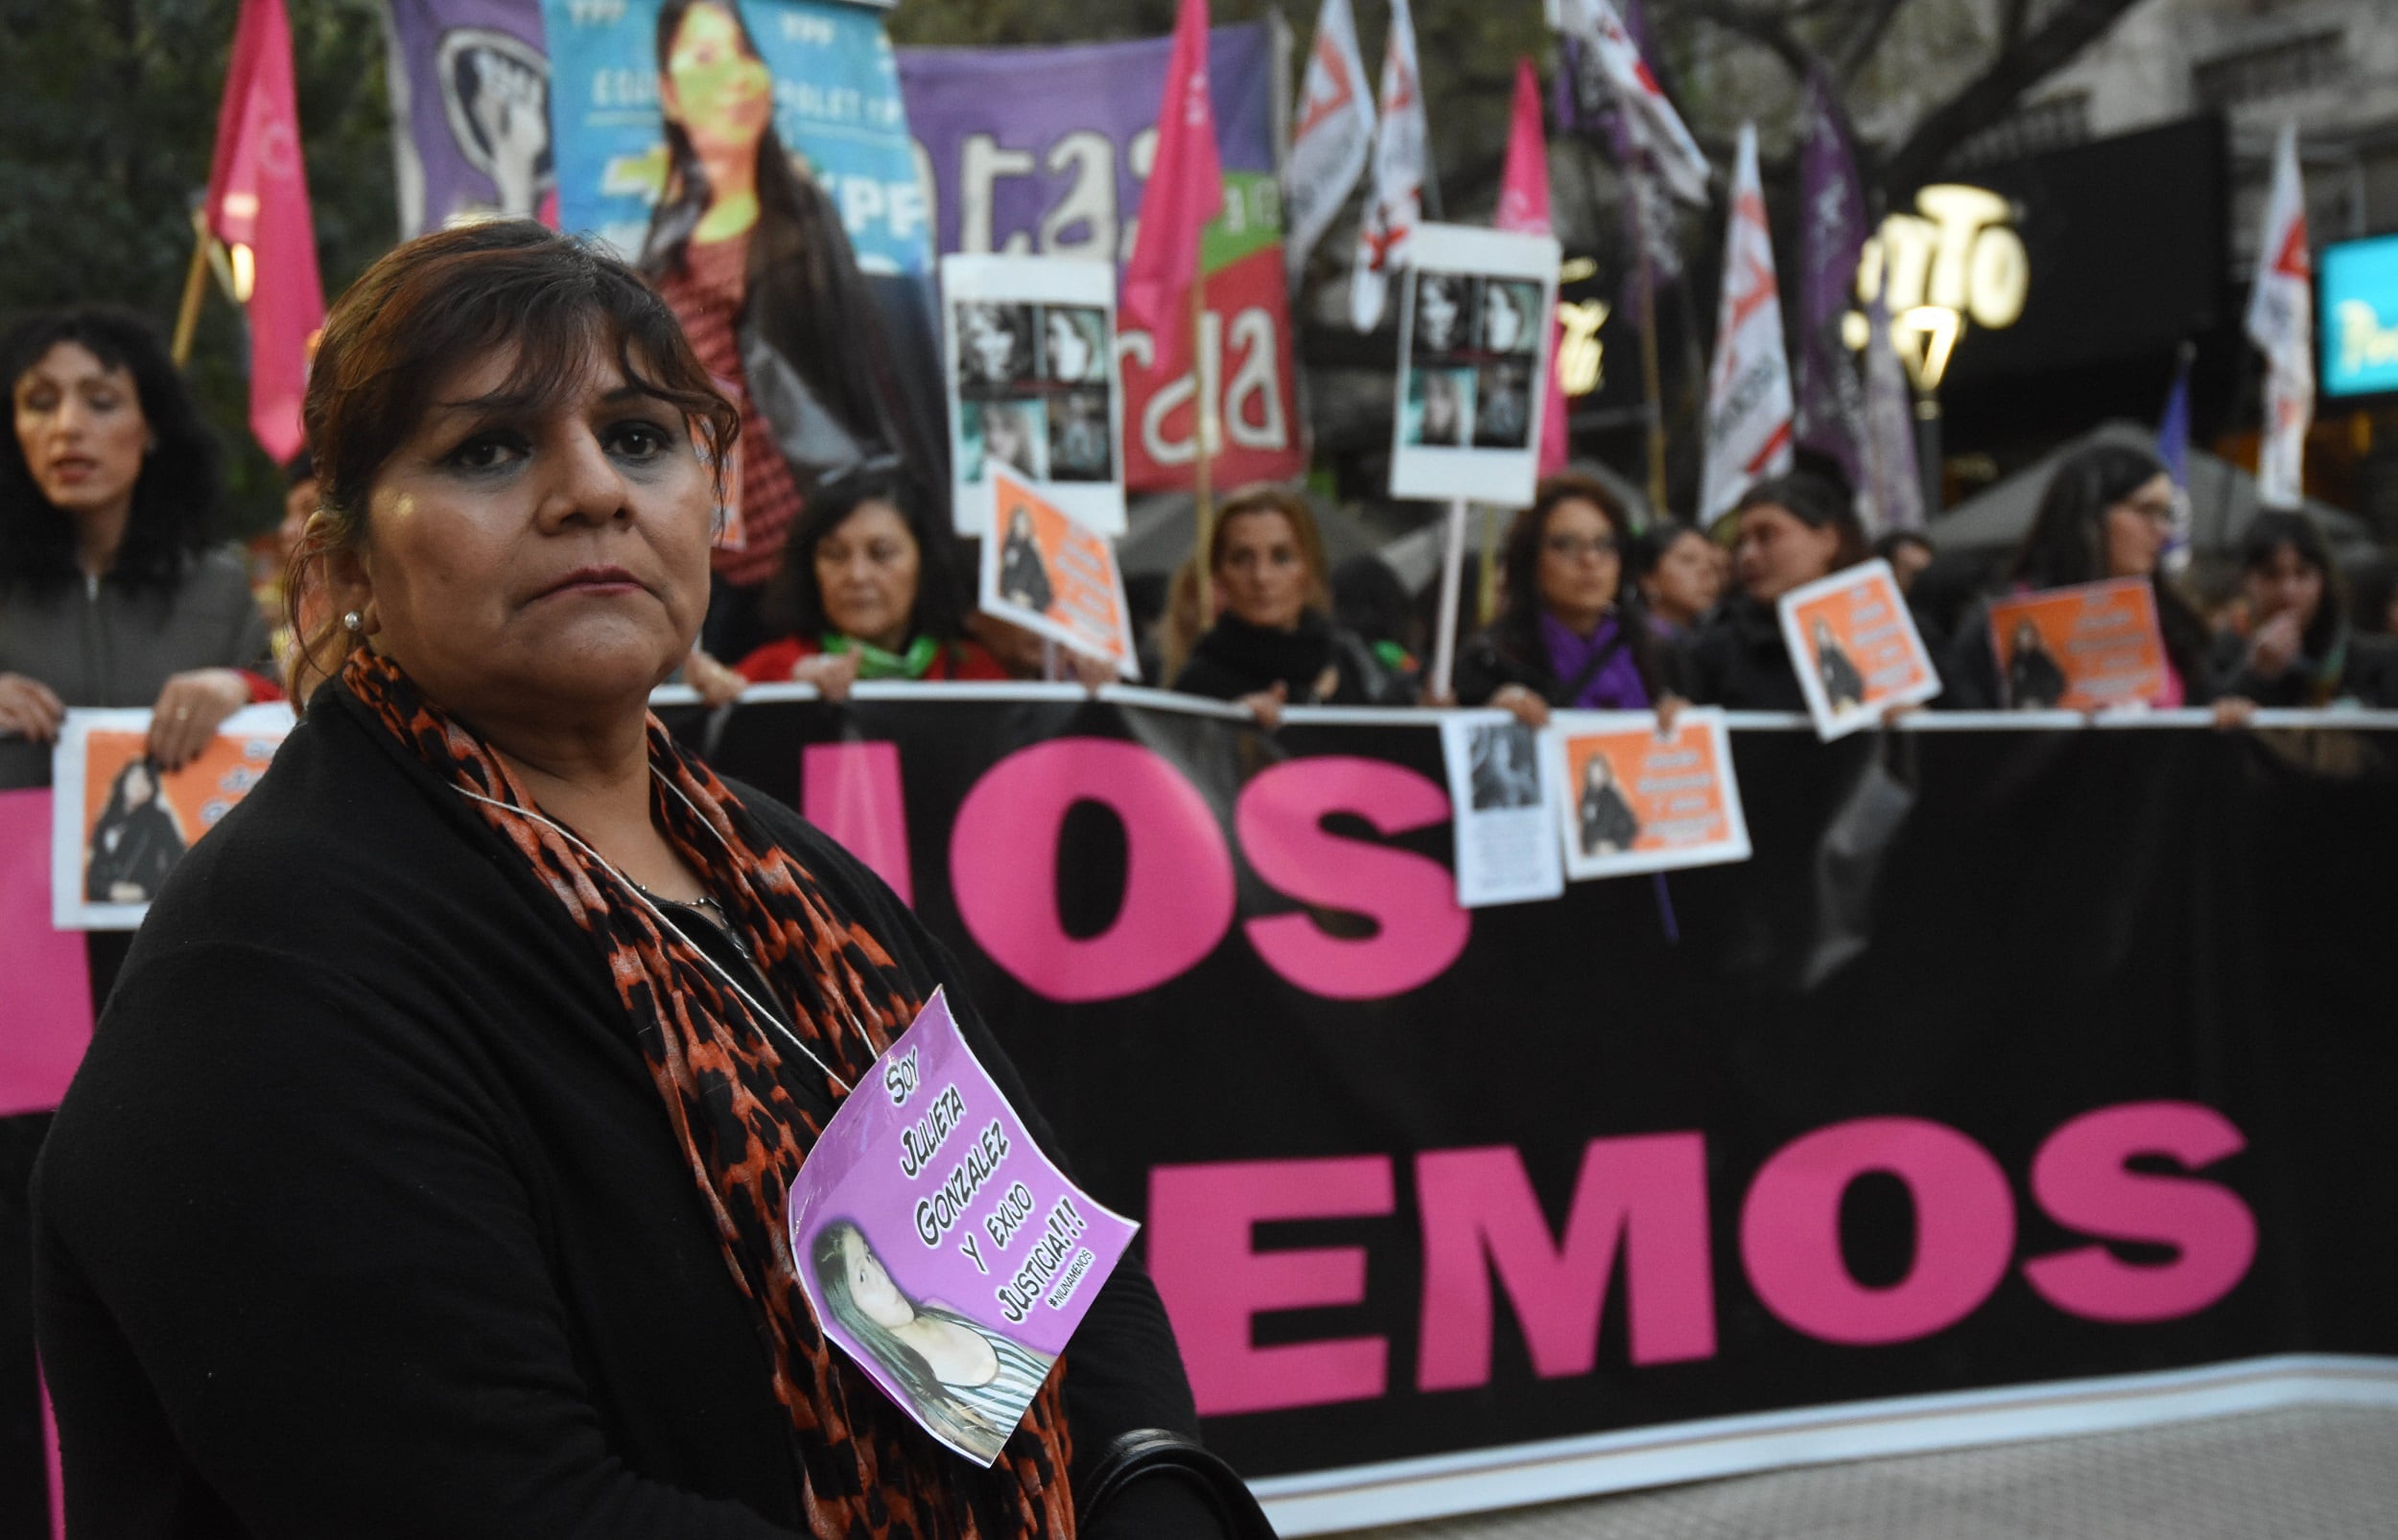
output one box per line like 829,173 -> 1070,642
35,222 -> 1258,1540
1172,484 -> 1410,728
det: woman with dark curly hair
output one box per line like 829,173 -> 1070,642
1453,473 -> 1681,730
0,307 -> 273,786
731,467 -> 1007,697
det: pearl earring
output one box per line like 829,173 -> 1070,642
343,611 -> 363,633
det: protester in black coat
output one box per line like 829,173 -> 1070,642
1173,485 -> 1410,725
1681,475 -> 1868,712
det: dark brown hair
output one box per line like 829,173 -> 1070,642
1210,483 -> 1332,614
1493,472 -> 1665,693
1734,472 -> 1870,572
286,221 -> 739,695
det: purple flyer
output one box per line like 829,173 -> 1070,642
788,988 -> 1137,1464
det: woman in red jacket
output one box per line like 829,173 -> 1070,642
735,469 -> 1005,698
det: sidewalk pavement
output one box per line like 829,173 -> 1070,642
1332,1405 -> 2398,1539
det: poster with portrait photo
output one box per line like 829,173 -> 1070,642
1541,709 -> 1752,881
978,469 -> 1139,680
50,706 -> 297,930
786,990 -> 1138,1465
942,254 -> 1125,536
1775,559 -> 1943,741
1438,712 -> 1564,908
1389,223 -> 1561,506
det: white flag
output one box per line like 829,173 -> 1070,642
1283,0 -> 1375,291
1556,0 -> 1709,205
2245,123 -> 2312,510
1699,125 -> 1795,523
1349,0 -> 1428,332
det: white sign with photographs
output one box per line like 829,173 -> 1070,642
942,254 -> 1125,537
1437,712 -> 1565,909
1388,222 -> 1562,507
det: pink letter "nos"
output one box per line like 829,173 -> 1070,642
1416,1136 -> 1716,1391
1147,1157 -> 1395,1416
2022,1101 -> 2257,1324
1741,1117 -> 2015,1346
951,739 -> 1235,1003
1234,758 -> 1469,1001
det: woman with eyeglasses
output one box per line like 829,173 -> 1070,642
1454,474 -> 1681,729
1940,443 -> 2220,710
1679,474 -> 1868,713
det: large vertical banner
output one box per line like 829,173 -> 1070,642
899,25 -> 1305,492
382,0 -> 554,237
541,0 -> 929,273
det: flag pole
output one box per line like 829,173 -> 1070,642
171,207 -> 212,369
1190,268 -> 1215,622
1429,498 -> 1469,702
1634,208 -> 1668,519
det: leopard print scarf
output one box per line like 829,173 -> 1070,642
345,649 -> 1073,1538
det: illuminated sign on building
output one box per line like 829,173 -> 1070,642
2322,233 -> 2398,399
1845,184 -> 2031,390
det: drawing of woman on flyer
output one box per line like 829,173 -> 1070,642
810,1219 -> 1056,1463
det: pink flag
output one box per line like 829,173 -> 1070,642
1120,0 -> 1224,372
1494,60 -> 1568,477
206,0 -> 325,465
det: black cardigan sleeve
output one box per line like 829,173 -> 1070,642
35,941 -> 799,1540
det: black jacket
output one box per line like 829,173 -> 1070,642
34,681 -> 1205,1538
999,530 -> 1054,616
1679,597 -> 1809,712
82,802 -> 184,903
1172,610 -> 1412,707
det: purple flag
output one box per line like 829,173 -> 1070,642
1794,72 -> 1868,493
382,0 -> 553,238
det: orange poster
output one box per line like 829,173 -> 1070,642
980,467 -> 1138,679
1987,578 -> 2167,711
1544,708 -> 1752,879
52,706 -> 294,929
1776,558 -> 1942,740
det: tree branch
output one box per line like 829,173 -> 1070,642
1881,0 -> 2141,193
1682,0 -> 1822,84
1831,0 -> 1911,83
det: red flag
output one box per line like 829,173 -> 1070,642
1120,0 -> 1223,370
1494,60 -> 1569,477
205,0 -> 324,464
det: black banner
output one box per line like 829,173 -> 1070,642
675,690 -> 2398,1510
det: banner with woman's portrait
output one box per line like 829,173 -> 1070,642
1541,708 -> 1751,880
1389,222 -> 1561,506
540,0 -> 929,274
941,253 -> 1124,536
49,707 -> 296,930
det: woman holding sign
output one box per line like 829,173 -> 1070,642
1681,474 -> 1868,712
35,224 -> 1258,1540
1939,444 -> 2219,711
0,308 -> 274,786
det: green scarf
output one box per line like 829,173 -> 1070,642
822,633 -> 940,680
